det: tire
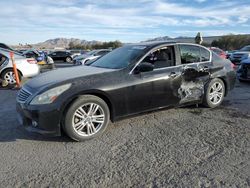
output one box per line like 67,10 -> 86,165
1,69 -> 22,86
203,78 -> 225,108
238,78 -> 245,83
48,63 -> 55,69
63,95 -> 110,141
65,56 -> 72,63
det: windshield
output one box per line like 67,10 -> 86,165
240,46 -> 250,51
86,50 -> 97,55
90,45 -> 148,69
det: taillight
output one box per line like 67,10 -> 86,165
231,63 -> 237,70
27,59 -> 37,64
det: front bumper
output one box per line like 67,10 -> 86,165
237,64 -> 250,81
16,102 -> 62,136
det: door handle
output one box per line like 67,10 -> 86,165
170,72 -> 177,78
199,66 -> 209,72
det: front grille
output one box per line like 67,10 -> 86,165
17,88 -> 32,103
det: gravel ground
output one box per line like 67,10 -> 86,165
0,75 -> 249,187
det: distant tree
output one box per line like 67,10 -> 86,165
68,41 -> 75,49
68,40 -> 123,50
211,34 -> 250,50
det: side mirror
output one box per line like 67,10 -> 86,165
135,62 -> 154,74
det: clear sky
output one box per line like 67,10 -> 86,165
1,0 -> 250,45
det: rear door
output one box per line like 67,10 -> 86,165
177,44 -> 212,104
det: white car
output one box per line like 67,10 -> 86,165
0,48 -> 40,85
73,49 -> 111,65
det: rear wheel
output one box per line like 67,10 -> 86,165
1,69 -> 22,86
63,95 -> 110,141
203,78 -> 225,108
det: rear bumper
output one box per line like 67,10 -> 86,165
20,64 -> 40,78
16,102 -> 62,136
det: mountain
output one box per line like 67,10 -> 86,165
27,38 -> 103,49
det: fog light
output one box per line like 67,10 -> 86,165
32,120 -> 38,127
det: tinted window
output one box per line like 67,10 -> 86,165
180,45 -> 210,64
180,45 -> 200,64
0,54 -> 7,66
200,48 -> 210,62
142,46 -> 175,69
240,46 -> 250,51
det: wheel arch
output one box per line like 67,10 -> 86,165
216,76 -> 228,96
0,67 -> 23,77
61,90 -> 115,124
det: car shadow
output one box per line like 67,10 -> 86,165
0,122 -> 73,143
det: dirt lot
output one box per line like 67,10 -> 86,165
0,68 -> 249,187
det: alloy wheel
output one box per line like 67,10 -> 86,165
208,82 -> 224,105
72,103 -> 105,137
66,57 -> 72,63
4,71 -> 16,84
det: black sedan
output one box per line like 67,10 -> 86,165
48,51 -> 73,63
16,42 -> 236,141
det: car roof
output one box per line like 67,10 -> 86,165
125,41 -> 210,51
127,41 -> 176,48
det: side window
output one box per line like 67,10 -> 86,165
0,54 -> 7,66
180,45 -> 210,64
97,51 -> 109,56
142,46 -> 175,69
200,48 -> 210,62
179,45 -> 200,64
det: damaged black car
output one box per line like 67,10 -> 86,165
16,42 -> 236,141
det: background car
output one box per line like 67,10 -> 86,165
22,49 -> 54,69
0,48 -> 39,85
17,42 -> 236,141
209,47 -> 227,59
69,49 -> 88,58
237,58 -> 250,82
225,50 -> 236,59
48,51 -> 73,63
73,49 -> 111,65
0,43 -> 15,51
229,45 -> 250,65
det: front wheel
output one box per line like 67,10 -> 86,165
63,95 -> 110,141
203,78 -> 225,108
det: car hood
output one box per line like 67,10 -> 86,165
233,51 -> 250,55
25,65 -> 115,91
74,54 -> 91,60
241,58 -> 250,64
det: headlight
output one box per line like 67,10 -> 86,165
30,84 -> 71,105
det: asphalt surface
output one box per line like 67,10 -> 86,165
0,64 -> 249,187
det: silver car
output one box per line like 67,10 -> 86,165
73,49 -> 111,65
0,48 -> 40,85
